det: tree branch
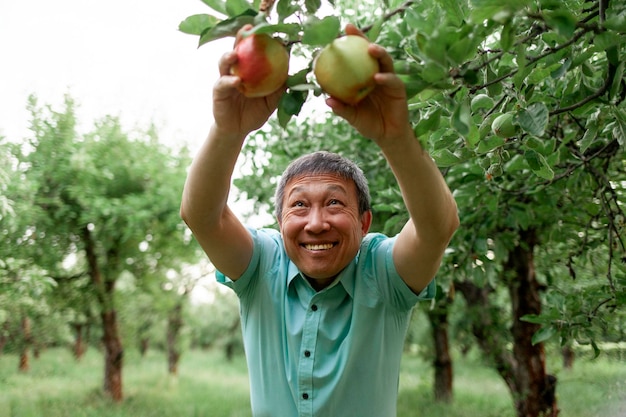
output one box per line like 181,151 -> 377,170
361,0 -> 417,33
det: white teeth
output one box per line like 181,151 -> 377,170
305,243 -> 334,251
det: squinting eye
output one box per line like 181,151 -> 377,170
329,199 -> 340,205
294,201 -> 305,207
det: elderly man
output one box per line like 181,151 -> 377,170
181,24 -> 459,417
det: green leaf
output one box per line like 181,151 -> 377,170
286,68 -> 310,88
366,18 -> 384,43
513,43 -> 528,90
611,107 -> 626,147
476,135 -> 505,154
521,314 -> 549,324
469,0 -> 530,23
550,58 -> 571,79
448,34 -> 479,66
432,149 -> 462,167
278,90 -> 307,128
593,33 -> 622,55
532,324 -> 557,345
609,61 -> 625,102
416,32 -> 447,66
415,108 -> 442,137
604,13 -> 626,32
420,62 -> 448,83
579,124 -> 597,153
276,0 -> 299,21
524,149 -> 554,180
500,21 -> 514,51
544,9 -> 577,38
179,14 -> 220,36
226,0 -> 253,17
439,0 -> 466,26
516,102 -> 549,137
200,0 -> 227,15
524,149 -> 541,170
486,64 -> 502,95
198,10 -> 258,46
451,99 -> 472,137
301,16 -> 340,46
305,0 -> 322,14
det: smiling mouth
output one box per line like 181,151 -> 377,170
303,243 -> 335,251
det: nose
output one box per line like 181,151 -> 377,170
304,207 -> 330,233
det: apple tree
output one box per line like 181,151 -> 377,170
5,95 -> 197,401
0,137 -> 63,367
179,0 -> 625,416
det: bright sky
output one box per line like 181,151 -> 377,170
0,0 -> 233,150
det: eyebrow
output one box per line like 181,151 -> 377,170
287,183 -> 349,198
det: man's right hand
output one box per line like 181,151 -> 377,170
212,26 -> 285,137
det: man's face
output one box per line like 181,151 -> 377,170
278,172 -> 372,287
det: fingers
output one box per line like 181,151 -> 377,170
368,44 -> 395,74
325,97 -> 355,123
344,23 -> 365,38
374,73 -> 406,96
214,75 -> 241,100
218,50 -> 237,76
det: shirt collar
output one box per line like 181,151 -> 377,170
286,250 -> 359,298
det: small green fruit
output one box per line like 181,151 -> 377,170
491,112 -> 518,138
478,113 -> 500,139
471,94 -> 494,112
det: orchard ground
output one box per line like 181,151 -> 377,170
1,346 -> 624,417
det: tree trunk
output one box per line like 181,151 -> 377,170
84,225 -> 124,402
167,302 -> 183,375
18,315 -> 32,372
224,317 -> 241,361
139,338 -> 150,357
506,228 -> 559,417
562,344 -> 575,370
73,323 -> 87,360
455,281 -> 518,391
102,309 -> 124,402
427,291 -> 454,403
456,228 -> 560,417
0,321 -> 8,354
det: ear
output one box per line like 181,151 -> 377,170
360,210 -> 372,236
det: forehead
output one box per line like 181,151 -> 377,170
284,172 -> 357,196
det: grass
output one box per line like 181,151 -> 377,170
0,347 -> 624,417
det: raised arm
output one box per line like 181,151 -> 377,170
180,44 -> 284,280
328,25 -> 459,294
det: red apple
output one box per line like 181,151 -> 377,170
313,35 -> 380,105
231,33 -> 289,98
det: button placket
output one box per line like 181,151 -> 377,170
297,300 -> 321,416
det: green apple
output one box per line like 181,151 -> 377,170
491,112 -> 519,138
313,35 -> 380,105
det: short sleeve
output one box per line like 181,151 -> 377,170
361,233 -> 436,311
215,227 -> 280,298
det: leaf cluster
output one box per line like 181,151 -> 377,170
209,0 -> 626,352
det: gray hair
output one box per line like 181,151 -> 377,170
274,151 -> 371,220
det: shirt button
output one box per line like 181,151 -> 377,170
304,350 -> 311,357
311,304 -> 318,311
302,393 -> 309,400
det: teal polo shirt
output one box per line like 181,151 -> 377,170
216,227 -> 435,417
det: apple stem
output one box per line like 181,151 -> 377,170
259,0 -> 275,13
